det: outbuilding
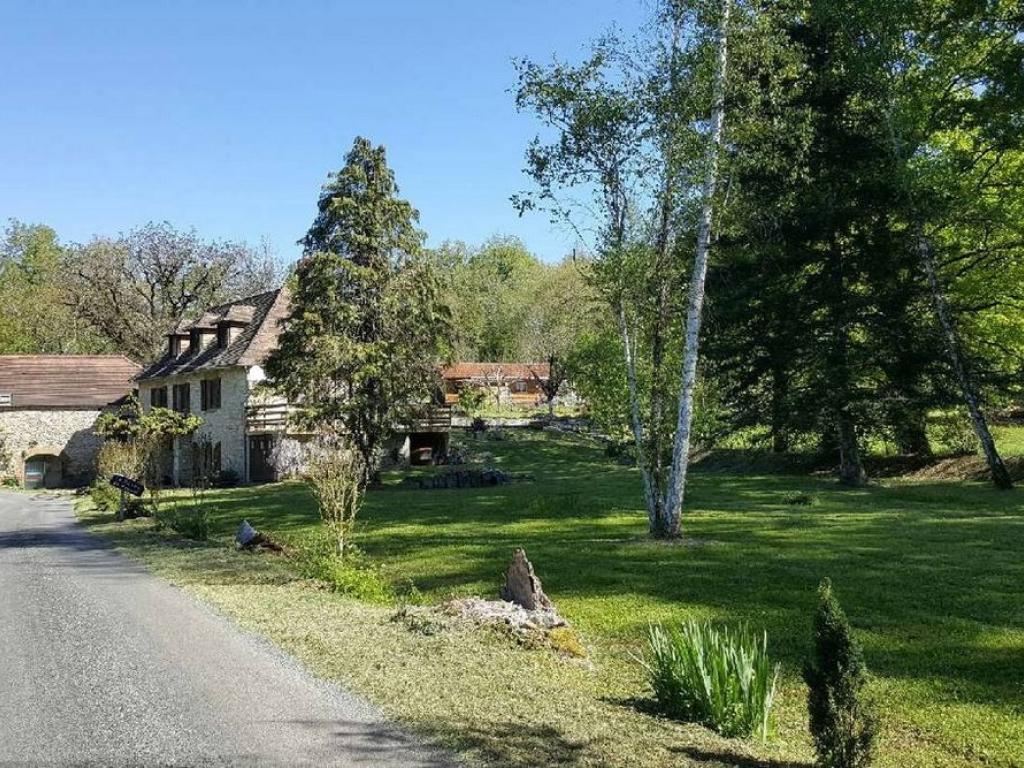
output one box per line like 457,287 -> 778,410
0,356 -> 141,488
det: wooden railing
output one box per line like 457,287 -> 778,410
246,402 -> 293,433
246,402 -> 453,434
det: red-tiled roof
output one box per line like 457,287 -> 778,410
441,362 -> 549,381
0,355 -> 141,409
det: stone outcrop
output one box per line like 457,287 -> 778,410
501,548 -> 553,611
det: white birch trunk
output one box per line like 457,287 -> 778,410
917,225 -> 1013,490
662,0 -> 731,534
617,303 -> 659,521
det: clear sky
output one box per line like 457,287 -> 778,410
0,0 -> 647,265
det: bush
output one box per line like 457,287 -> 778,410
931,410 -> 977,456
643,621 -> 779,740
295,532 -> 394,603
214,469 -> 240,488
804,579 -> 878,768
163,501 -> 210,541
307,441 -> 363,558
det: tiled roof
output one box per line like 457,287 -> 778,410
441,362 -> 550,381
137,288 -> 290,381
0,355 -> 141,409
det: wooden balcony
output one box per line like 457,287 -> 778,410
246,402 -> 452,434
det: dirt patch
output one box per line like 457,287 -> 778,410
903,454 -> 1024,483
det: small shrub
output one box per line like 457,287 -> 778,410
458,386 -> 487,418
295,533 -> 394,603
804,579 -> 878,768
643,620 -> 779,740
163,501 -> 210,541
931,411 -> 977,456
214,469 -> 240,488
307,441 -> 363,558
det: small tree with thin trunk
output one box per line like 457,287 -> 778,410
307,440 -> 363,559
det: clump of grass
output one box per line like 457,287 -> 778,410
642,621 -> 779,740
548,626 -> 587,658
783,491 -> 816,506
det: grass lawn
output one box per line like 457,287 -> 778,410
78,430 -> 1024,767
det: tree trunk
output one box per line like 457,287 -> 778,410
836,407 -> 866,486
662,0 -> 731,536
916,226 -> 1012,489
893,410 -> 932,457
770,362 -> 790,453
616,302 -> 659,524
829,238 -> 866,487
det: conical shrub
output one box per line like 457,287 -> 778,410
804,579 -> 879,768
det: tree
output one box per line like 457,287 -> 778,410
67,222 -> 284,362
0,220 -> 106,354
266,137 -> 451,483
804,578 -> 878,768
662,0 -> 732,530
516,0 -> 735,537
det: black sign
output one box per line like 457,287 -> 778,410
110,474 -> 144,497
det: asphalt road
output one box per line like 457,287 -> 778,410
0,491 -> 453,767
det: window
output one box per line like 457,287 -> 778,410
172,383 -> 191,414
512,380 -> 528,393
150,386 -> 168,409
200,378 -> 221,411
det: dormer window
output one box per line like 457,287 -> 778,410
168,332 -> 191,358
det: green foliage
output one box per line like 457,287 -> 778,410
804,579 -> 879,768
94,397 -> 202,443
930,410 -> 978,457
267,137 -> 451,477
295,532 -> 394,603
307,442 -> 363,558
455,386 -> 487,418
0,220 -> 107,354
162,499 -> 210,541
643,620 -> 779,740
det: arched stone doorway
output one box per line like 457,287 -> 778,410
22,445 -> 64,489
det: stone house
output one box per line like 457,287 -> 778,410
136,287 -> 451,486
0,355 -> 141,488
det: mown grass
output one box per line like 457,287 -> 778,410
78,430 -> 1024,767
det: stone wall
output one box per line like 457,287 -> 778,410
139,366 -> 250,485
0,408 -> 104,486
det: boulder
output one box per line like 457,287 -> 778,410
501,548 -> 553,611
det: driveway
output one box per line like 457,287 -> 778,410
0,491 -> 453,767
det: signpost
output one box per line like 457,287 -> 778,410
110,474 -> 144,521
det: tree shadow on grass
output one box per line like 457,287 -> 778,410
670,746 -> 812,768
427,719 -> 590,767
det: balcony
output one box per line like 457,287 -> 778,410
246,402 -> 452,434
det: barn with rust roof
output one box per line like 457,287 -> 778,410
0,355 -> 141,488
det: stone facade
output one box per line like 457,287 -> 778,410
0,408 -> 104,486
138,366 -> 251,485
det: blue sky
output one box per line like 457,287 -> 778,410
0,0 -> 647,265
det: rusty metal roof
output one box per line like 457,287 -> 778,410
441,362 -> 550,381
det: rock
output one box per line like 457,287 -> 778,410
236,519 -> 260,548
501,548 -> 553,611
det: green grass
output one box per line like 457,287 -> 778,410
78,430 -> 1024,767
